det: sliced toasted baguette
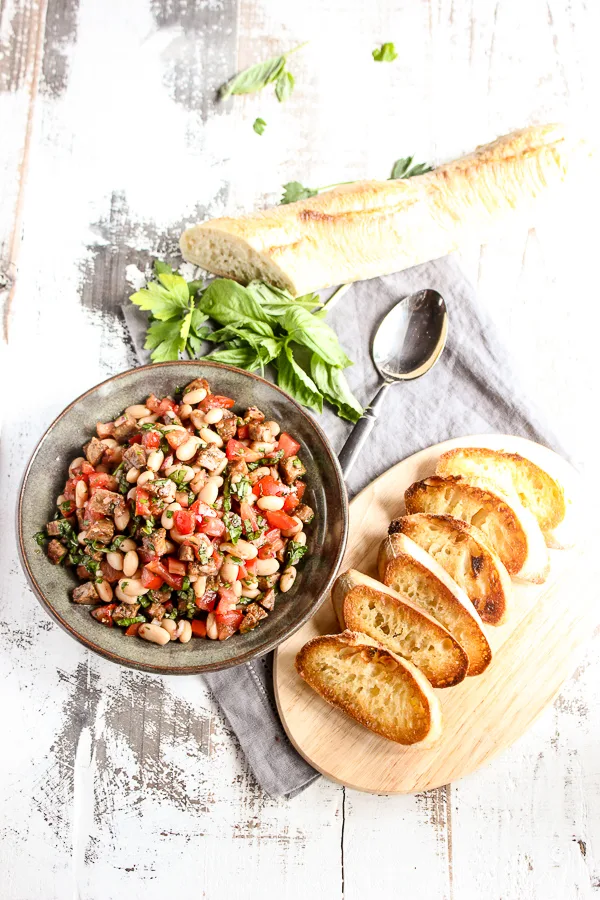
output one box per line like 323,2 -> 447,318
295,630 -> 442,746
390,514 -> 512,626
378,533 -> 492,676
332,569 -> 468,688
404,475 -> 550,583
436,447 -> 567,547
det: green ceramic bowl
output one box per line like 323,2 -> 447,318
18,361 -> 348,674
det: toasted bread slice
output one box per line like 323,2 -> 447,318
436,447 -> 567,547
295,630 -> 442,746
332,569 -> 468,688
390,514 -> 512,625
404,475 -> 550,583
378,533 -> 492,676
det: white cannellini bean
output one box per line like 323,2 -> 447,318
178,620 -> 192,643
282,516 -> 303,537
208,475 -> 224,488
265,421 -> 280,437
161,619 -> 178,639
125,405 -> 151,419
169,527 -> 186,544
57,493 -> 66,506
119,538 -> 136,552
146,449 -> 164,472
137,415 -> 158,425
106,551 -> 124,571
176,436 -> 201,461
162,423 -> 187,433
139,623 -> 171,646
206,612 -> 218,640
250,441 -> 276,454
199,427 -> 223,448
192,576 -> 207,598
126,487 -> 137,502
126,467 -> 140,483
220,560 -> 239,583
161,502 -> 182,530
190,410 -> 205,430
115,584 -> 135,604
178,403 -> 193,420
165,464 -> 195,483
183,387 -> 207,405
241,586 -> 261,599
280,566 -> 297,593
249,466 -> 270,483
203,408 -> 224,425
100,438 -> 118,449
136,470 -> 154,486
69,457 -> 86,474
255,557 -> 281,576
75,480 -> 88,508
119,578 -> 149,598
232,580 -> 242,598
77,530 -> 88,546
96,580 -> 113,603
114,507 -> 131,531
295,531 -> 307,546
190,474 -> 207,494
175,491 -> 189,507
198,481 -> 219,505
256,495 -> 285,511
122,550 -> 139,578
219,540 -> 258,560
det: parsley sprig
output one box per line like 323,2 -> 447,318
129,264 -> 363,422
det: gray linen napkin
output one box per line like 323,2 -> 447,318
122,254 -> 564,797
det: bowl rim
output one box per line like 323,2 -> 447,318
17,360 -> 349,674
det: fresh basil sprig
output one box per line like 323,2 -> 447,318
219,43 -> 307,101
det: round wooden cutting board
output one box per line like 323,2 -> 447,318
274,434 -> 590,794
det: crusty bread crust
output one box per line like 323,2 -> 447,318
180,124 -> 580,295
333,569 -> 468,688
391,514 -> 511,625
378,533 -> 492,676
436,447 -> 566,544
295,630 -> 442,746
404,475 -> 549,583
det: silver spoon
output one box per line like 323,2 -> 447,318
338,289 -> 449,478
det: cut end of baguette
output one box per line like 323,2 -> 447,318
333,569 -> 469,688
436,447 -> 566,542
295,630 -> 442,746
377,533 -> 492,676
405,475 -> 550,583
390,514 -> 512,625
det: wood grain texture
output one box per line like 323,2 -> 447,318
2,0 -> 600,896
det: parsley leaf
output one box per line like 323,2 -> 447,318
372,42 -> 398,62
390,156 -> 433,179
130,275 -> 189,321
144,319 -> 184,362
281,181 -> 319,204
253,117 -> 267,135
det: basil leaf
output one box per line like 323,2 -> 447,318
246,281 -> 323,314
186,334 -> 204,357
203,347 -> 261,370
154,260 -> 173,276
286,541 -> 308,567
200,280 -> 275,336
281,306 -> 352,368
253,117 -> 267,135
220,55 -> 286,99
144,320 -> 183,361
310,353 -> 363,423
372,42 -> 398,62
224,512 -> 243,543
281,181 -> 318,204
277,345 -> 323,412
187,280 -> 204,300
275,70 -> 294,102
390,156 -> 432,180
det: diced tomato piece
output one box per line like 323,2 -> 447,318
90,604 -> 116,627
89,472 -> 118,493
258,544 -> 277,559
195,590 -> 217,611
226,439 -> 261,463
59,498 -> 77,517
190,499 -> 217,522
283,493 -> 300,513
263,527 -> 281,543
294,480 -> 306,500
277,432 -> 301,458
142,430 -> 161,450
245,558 -> 258,575
200,394 -> 235,411
167,557 -> 187,576
174,509 -> 195,535
136,487 -> 151,517
237,424 -> 249,439
166,430 -> 189,450
216,590 -> 238,616
128,433 -> 142,445
197,516 -> 226,538
145,559 -> 183,590
158,397 -> 179,415
265,509 -> 298,531
125,623 -> 142,636
191,620 -> 207,638
80,462 -> 95,476
141,566 -> 164,590
253,475 -> 285,497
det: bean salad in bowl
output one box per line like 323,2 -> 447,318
37,376 -> 314,646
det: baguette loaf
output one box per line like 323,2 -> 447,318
404,475 -> 550,583
390,514 -> 511,625
295,630 -> 442,746
332,569 -> 468,688
378,533 -> 492,676
435,447 -> 568,548
180,124 -> 579,296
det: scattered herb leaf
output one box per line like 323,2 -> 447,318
372,42 -> 398,62
253,117 -> 267,135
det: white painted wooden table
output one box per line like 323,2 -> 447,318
1,2 -> 599,897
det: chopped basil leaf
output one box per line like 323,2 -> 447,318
286,541 -> 308,567
115,616 -> 145,627
224,512 -> 243,544
34,531 -> 47,547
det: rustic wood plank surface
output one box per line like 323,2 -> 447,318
1,1 -> 599,898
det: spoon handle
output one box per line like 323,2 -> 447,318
338,381 -> 393,479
